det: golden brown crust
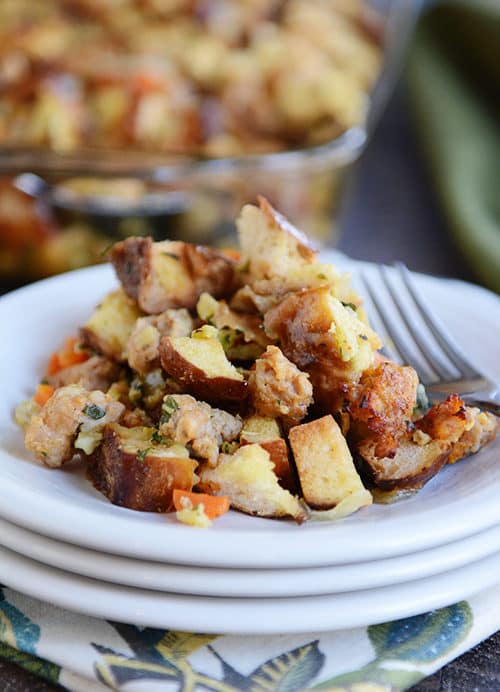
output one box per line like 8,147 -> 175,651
240,415 -> 297,493
348,360 -> 419,459
448,410 -> 499,464
159,335 -> 248,403
79,288 -> 142,363
110,237 -> 237,314
110,236 -> 150,302
357,437 -> 451,491
264,286 -> 380,410
257,196 -> 318,261
197,444 -> 307,522
415,394 -> 468,443
87,424 -> 197,512
289,415 -> 370,510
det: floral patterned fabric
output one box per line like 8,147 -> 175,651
0,584 -> 499,691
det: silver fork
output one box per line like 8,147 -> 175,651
359,263 -> 500,416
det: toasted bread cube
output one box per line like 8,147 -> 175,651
87,423 -> 198,512
80,288 -> 142,362
240,414 -> 296,492
198,444 -> 307,522
448,410 -> 499,464
357,437 -> 451,491
127,309 -> 193,375
264,286 -> 381,409
289,415 -> 371,511
237,196 -> 317,282
197,292 -> 269,360
159,327 -> 247,403
110,236 -> 236,314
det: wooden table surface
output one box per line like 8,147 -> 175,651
1,86 -> 499,691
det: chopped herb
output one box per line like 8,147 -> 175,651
359,334 -> 368,341
82,404 -> 106,420
160,396 -> 179,424
239,259 -> 250,273
151,430 -> 164,444
234,328 -> 244,336
205,312 -> 215,324
317,273 -> 327,280
413,383 -> 431,417
40,379 -> 49,385
342,302 -> 357,311
276,399 -> 281,405
41,451 -> 48,457
99,242 -> 115,258
137,447 -> 151,462
162,252 -> 179,260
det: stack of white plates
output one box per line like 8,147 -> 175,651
1,258 -> 499,635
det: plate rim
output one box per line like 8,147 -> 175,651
1,542 -> 500,634
1,260 -> 499,568
2,516 -> 500,597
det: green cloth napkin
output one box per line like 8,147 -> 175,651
406,0 -> 500,293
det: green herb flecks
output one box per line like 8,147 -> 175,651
151,430 -> 164,444
82,404 -> 106,420
99,242 -> 115,258
137,447 -> 151,462
160,396 -> 179,424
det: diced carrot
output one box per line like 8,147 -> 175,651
34,383 -> 55,407
133,72 -> 164,93
47,352 -> 61,375
48,336 -> 90,374
173,489 -> 230,520
221,248 -> 241,262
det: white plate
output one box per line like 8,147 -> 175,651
0,260 -> 499,568
3,517 -> 500,597
1,542 -> 500,634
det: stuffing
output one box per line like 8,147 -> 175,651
264,286 -> 381,409
17,198 -> 498,525
248,345 -> 313,426
110,236 -> 237,314
80,288 -> 142,362
127,308 -> 193,374
198,444 -> 307,522
348,360 -> 419,459
46,355 -> 121,392
87,423 -> 198,512
448,410 -> 499,464
159,394 -> 242,466
24,385 -> 124,467
289,415 -> 372,510
357,436 -> 451,491
158,326 -> 247,403
237,196 -> 318,283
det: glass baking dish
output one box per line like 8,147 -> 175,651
0,0 -> 418,280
